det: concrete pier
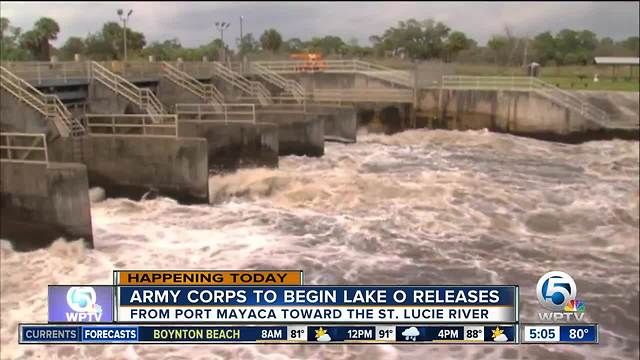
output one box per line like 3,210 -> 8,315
435,88 -> 639,142
0,161 -> 93,251
50,135 -> 210,204
178,121 -> 279,172
305,105 -> 358,143
256,110 -> 324,157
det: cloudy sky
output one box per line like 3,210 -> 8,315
1,1 -> 638,48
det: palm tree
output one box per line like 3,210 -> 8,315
33,17 -> 60,60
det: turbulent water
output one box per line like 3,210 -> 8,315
1,129 -> 639,360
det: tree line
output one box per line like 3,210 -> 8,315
1,16 -> 638,65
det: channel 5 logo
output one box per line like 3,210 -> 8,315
48,285 -> 112,323
536,271 -> 586,321
66,287 -> 103,321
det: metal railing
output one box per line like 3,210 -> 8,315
251,59 -> 414,88
211,62 -> 272,105
310,88 -> 414,104
441,75 -> 610,126
140,88 -> 165,116
0,61 -> 166,84
175,103 -> 256,124
1,66 -> 85,137
90,62 -> 165,120
161,62 -> 225,105
0,61 -> 88,85
84,114 -> 177,137
98,61 -> 161,79
0,132 -> 49,164
251,62 -> 306,103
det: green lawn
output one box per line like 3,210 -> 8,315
539,76 -> 640,92
453,63 -> 639,92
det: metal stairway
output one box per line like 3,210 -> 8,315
0,66 -> 86,138
250,63 -> 305,103
211,62 -> 272,105
161,61 -> 225,107
90,61 -> 165,121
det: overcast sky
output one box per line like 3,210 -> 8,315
1,1 -> 638,48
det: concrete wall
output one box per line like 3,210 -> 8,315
87,80 -> 138,114
54,136 -> 210,203
306,105 -> 358,142
177,121 -> 278,172
437,89 -> 603,140
157,78 -> 205,113
256,112 -> 324,156
577,90 -> 639,125
415,89 -> 443,128
0,161 -> 93,251
210,79 -> 246,103
0,88 -> 60,137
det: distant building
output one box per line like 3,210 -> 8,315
527,62 -> 540,77
593,57 -> 639,79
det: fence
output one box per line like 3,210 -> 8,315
251,59 -> 413,87
84,114 -> 178,137
0,61 -> 88,85
310,88 -> 414,104
0,61 -> 165,84
0,132 -> 49,164
175,103 -> 256,124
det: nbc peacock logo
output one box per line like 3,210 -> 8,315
564,299 -> 586,313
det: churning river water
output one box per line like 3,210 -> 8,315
1,129 -> 638,360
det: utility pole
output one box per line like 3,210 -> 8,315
117,9 -> 133,62
523,38 -> 529,68
239,16 -> 244,52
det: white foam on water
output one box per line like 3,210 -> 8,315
89,187 -> 106,203
1,129 -> 638,359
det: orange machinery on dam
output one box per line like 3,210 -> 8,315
289,53 -> 328,72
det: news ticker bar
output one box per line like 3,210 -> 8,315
21,324 -> 598,344
20,324 -> 518,344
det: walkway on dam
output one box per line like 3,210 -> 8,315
0,60 -> 416,105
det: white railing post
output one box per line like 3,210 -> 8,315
42,135 -> 49,164
251,104 -> 256,124
6,135 -> 11,160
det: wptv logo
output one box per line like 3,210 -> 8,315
65,287 -> 104,322
536,271 -> 586,321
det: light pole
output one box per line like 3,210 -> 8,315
215,21 -> 231,62
117,8 -> 133,62
239,16 -> 244,52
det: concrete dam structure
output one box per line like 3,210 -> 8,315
1,59 -> 636,251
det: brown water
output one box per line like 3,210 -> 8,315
1,129 -> 638,359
